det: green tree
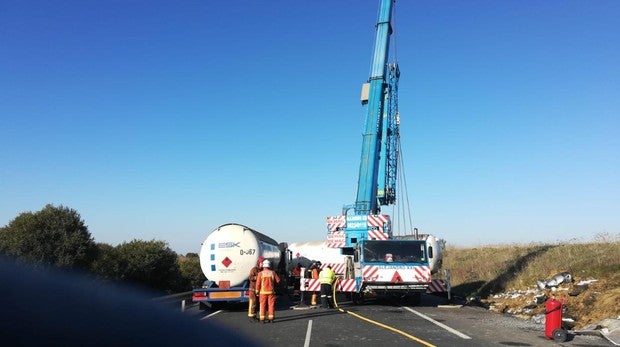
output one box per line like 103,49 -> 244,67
113,239 -> 181,293
0,204 -> 96,269
178,254 -> 206,289
90,242 -> 118,279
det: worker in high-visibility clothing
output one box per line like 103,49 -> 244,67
319,264 -> 336,309
291,263 -> 302,296
255,259 -> 280,323
310,262 -> 320,306
247,256 -> 264,321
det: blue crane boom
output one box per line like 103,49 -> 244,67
354,0 -> 395,217
332,0 -> 399,249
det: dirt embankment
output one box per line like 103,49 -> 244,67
443,236 -> 620,329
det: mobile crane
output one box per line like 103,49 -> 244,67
324,0 -> 444,304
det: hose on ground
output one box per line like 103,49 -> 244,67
331,277 -> 436,347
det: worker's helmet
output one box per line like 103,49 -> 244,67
257,256 -> 265,266
262,259 -> 271,268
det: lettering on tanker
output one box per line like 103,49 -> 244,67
218,242 -> 240,248
239,249 -> 256,255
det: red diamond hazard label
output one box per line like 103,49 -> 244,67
221,257 -> 232,268
391,271 -> 403,283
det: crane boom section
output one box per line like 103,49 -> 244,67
355,0 -> 395,215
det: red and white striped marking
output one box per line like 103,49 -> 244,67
336,279 -> 356,292
301,279 -> 357,292
362,265 -> 379,282
319,263 -> 345,275
367,214 -> 390,234
327,231 -> 346,248
413,266 -> 431,283
301,279 -> 321,292
426,280 -> 447,293
326,214 -> 392,244
326,216 -> 346,232
362,265 -> 431,283
367,229 -> 389,240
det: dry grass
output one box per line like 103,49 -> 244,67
443,233 -> 620,328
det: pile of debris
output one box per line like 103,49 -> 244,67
481,272 -> 600,327
479,271 -> 620,345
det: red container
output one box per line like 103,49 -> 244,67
545,298 -> 564,339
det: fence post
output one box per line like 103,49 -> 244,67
445,269 -> 452,303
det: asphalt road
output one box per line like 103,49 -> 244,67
188,293 -> 611,347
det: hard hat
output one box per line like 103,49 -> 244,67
257,256 -> 265,265
262,259 -> 271,268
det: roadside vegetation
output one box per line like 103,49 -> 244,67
3,203 -> 617,326
444,235 -> 620,328
0,204 -> 206,295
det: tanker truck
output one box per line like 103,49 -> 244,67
192,223 -> 287,309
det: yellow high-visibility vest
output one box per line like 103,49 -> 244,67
319,267 -> 335,284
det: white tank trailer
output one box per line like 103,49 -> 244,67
193,223 -> 285,307
287,241 -> 348,274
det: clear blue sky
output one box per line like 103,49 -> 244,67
1,1 -> 618,254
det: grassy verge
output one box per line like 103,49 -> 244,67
443,233 -> 620,328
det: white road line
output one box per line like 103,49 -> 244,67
200,310 -> 223,320
303,319 -> 313,347
403,307 -> 472,340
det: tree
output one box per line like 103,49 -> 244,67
0,204 -> 96,270
178,254 -> 206,290
112,239 -> 182,293
90,242 -> 118,279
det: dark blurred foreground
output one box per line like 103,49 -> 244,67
0,257 -> 259,346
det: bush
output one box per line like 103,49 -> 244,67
111,239 -> 182,293
0,204 -> 96,270
178,254 -> 206,290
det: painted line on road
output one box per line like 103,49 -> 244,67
304,319 -> 313,347
332,279 -> 436,347
200,310 -> 223,320
342,308 -> 436,347
402,307 -> 472,340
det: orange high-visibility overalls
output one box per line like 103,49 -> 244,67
248,265 -> 261,318
255,268 -> 280,322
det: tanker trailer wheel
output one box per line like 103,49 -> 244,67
552,329 -> 568,342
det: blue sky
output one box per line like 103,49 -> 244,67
1,1 -> 618,254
